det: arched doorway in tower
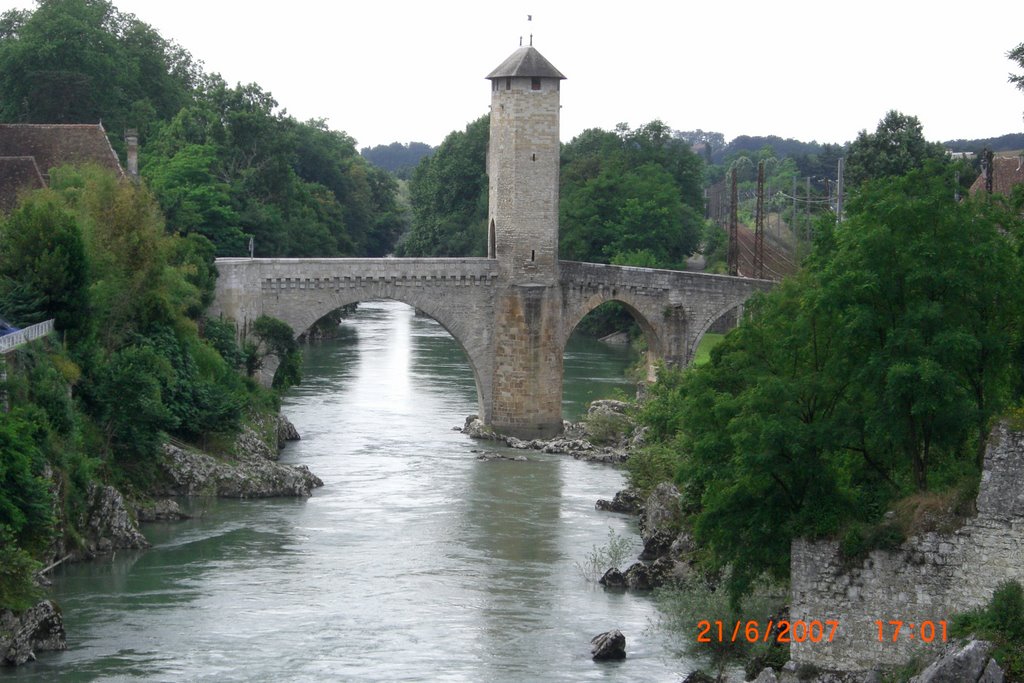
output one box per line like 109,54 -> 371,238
560,301 -> 651,423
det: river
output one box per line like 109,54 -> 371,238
3,300 -> 692,682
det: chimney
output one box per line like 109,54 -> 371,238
125,129 -> 139,179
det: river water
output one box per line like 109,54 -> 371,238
3,300 -> 693,682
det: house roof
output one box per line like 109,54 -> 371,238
969,155 -> 1024,197
486,46 -> 565,80
0,123 -> 124,181
0,156 -> 45,214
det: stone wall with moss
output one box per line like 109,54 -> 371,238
789,422 -> 1024,671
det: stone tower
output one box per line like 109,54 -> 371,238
485,45 -> 567,438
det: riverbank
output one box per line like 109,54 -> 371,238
2,410 -> 321,667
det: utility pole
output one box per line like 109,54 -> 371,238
728,167 -> 739,276
983,148 -> 994,194
805,176 -> 811,242
754,160 -> 765,279
791,175 -> 798,245
836,158 -> 844,224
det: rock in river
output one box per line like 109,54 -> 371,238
1,600 -> 67,666
590,629 -> 627,660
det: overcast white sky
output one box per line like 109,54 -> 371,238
4,0 -> 1024,149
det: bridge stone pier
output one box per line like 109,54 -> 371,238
208,45 -> 775,438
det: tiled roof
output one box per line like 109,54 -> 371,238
969,155 -> 1024,197
0,156 -> 45,213
486,46 -> 565,80
0,123 -> 124,181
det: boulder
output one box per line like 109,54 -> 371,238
590,629 -> 626,660
980,658 -> 1006,683
276,414 -> 301,448
81,484 -> 149,554
639,529 -> 675,560
157,443 -> 323,498
233,422 -> 279,461
475,453 -> 528,462
753,668 -> 779,683
623,562 -> 653,590
462,415 -> 501,440
639,482 -> 682,543
596,488 -> 642,514
540,437 -> 595,454
599,568 -> 626,589
681,671 -> 716,683
910,641 -> 1000,683
598,331 -> 630,345
135,499 -> 189,522
669,530 -> 697,559
0,600 -> 67,666
587,399 -> 631,418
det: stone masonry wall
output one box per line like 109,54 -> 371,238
559,260 -> 772,366
790,422 -> 1024,671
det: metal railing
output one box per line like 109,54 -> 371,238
0,319 -> 55,354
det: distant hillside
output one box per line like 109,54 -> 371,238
711,135 -> 830,165
712,132 -> 1024,164
361,142 -> 435,177
943,133 -> 1024,153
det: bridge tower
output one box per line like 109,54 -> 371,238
485,45 -> 566,438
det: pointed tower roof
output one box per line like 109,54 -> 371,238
486,46 -> 565,80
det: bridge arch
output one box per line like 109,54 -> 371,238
688,300 -> 745,365
287,289 -> 490,420
561,291 -> 668,382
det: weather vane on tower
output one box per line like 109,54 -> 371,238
519,13 -> 533,47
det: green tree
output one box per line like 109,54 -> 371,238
0,0 -> 198,146
0,192 -> 90,339
143,143 -> 247,255
1010,41 -> 1024,96
638,165 -> 1024,602
0,410 -> 53,547
246,315 -> 301,391
559,121 -> 704,268
399,116 -> 489,256
93,345 -> 174,463
844,111 -> 948,186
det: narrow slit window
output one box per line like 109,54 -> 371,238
531,153 -> 536,161
531,250 -> 536,262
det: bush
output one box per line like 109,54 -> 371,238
574,527 -> 634,582
0,526 -> 41,611
626,444 -> 679,495
584,410 -> 631,446
952,580 -> 1024,678
655,575 -> 788,680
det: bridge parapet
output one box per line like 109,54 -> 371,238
210,258 -> 499,331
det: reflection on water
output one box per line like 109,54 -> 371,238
3,301 -> 687,682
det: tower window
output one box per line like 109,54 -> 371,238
506,77 -> 511,91
531,250 -> 536,262
531,77 -> 541,91
531,153 -> 536,161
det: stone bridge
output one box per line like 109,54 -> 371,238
208,44 -> 776,437
210,256 -> 771,436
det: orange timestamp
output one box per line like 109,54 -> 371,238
696,619 -> 839,644
875,620 -> 948,643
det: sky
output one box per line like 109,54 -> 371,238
3,0 -> 1024,149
